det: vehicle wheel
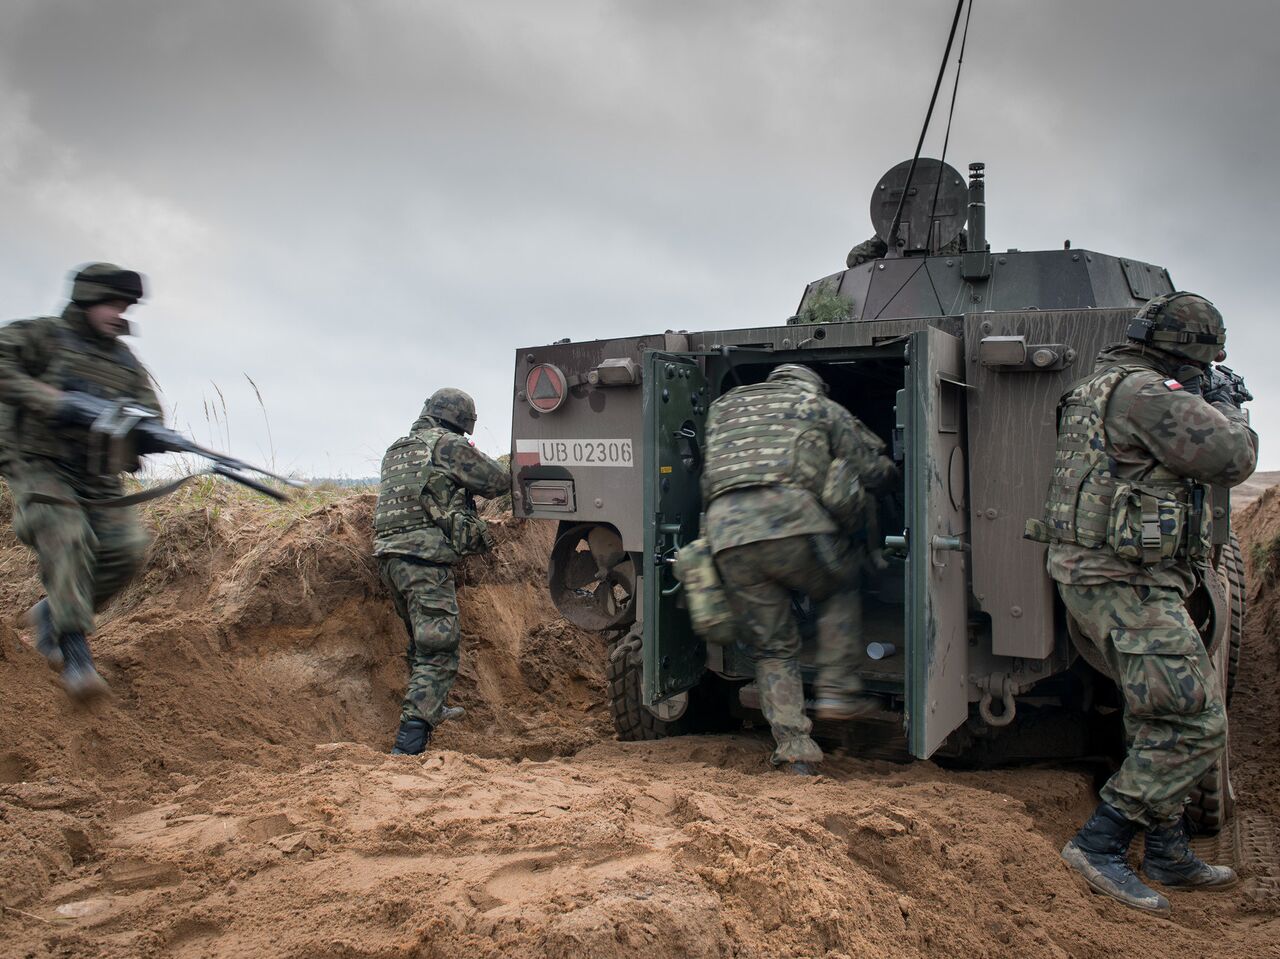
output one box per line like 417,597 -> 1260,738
1186,548 -> 1240,836
606,628 -> 695,740
1223,532 -> 1245,705
605,628 -> 735,741
1186,755 -> 1232,836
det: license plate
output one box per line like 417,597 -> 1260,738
515,438 -> 634,467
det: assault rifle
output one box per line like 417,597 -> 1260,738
56,391 -> 303,503
1204,364 -> 1252,409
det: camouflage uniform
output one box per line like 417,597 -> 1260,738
702,365 -> 895,765
373,394 -> 509,736
1034,342 -> 1256,827
0,266 -> 157,644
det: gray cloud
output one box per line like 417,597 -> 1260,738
1,0 -> 1276,474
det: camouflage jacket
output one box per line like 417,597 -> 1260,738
0,306 -> 160,484
704,386 -> 893,553
1047,345 -> 1258,592
372,415 -> 510,563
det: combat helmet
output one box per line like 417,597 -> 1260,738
69,263 -> 145,307
1126,292 -> 1225,365
422,388 -> 478,434
767,363 -> 828,393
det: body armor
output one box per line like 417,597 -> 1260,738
9,318 -> 148,467
1027,365 -> 1210,565
702,381 -> 832,503
374,426 -> 493,561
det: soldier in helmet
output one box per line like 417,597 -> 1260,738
701,363 -> 897,773
0,263 -> 159,700
374,388 -> 510,756
1028,292 -> 1258,914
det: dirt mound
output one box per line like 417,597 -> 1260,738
2,484 -> 1279,958
0,483 -> 608,911
1231,469 -> 1280,510
4,740 -> 1272,958
1230,488 -> 1280,832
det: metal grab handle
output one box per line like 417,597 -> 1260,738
674,424 -> 702,474
655,522 -> 684,595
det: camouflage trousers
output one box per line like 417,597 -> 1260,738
1059,581 -> 1227,827
715,534 -> 861,763
379,556 -> 461,727
6,458 -> 150,636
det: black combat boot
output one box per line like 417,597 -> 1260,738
58,633 -> 108,702
391,718 -> 432,756
27,599 -> 63,669
1061,803 -> 1171,915
1142,816 -> 1238,889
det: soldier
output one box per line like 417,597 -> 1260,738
0,263 -> 158,700
701,364 -> 896,773
1029,292 -> 1258,915
374,388 -> 510,756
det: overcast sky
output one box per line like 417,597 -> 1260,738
1,0 -> 1277,476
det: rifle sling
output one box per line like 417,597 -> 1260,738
24,470 -> 215,509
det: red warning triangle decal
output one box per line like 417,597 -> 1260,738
531,369 -> 561,400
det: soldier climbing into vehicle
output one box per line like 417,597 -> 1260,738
683,363 -> 897,773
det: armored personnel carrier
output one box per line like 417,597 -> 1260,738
508,158 -> 1244,833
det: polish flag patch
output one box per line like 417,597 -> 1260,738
1163,379 -> 1183,391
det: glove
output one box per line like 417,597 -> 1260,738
53,390 -> 111,427
1202,365 -> 1247,408
1215,365 -> 1253,406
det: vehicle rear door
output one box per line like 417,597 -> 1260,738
642,351 -> 710,706
901,328 -> 970,758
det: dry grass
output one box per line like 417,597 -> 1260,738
0,475 -> 381,623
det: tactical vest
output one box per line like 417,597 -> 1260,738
702,382 -> 831,502
9,319 -> 146,465
1026,365 -> 1210,565
373,427 -> 493,559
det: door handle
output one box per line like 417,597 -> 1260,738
673,424 -> 702,474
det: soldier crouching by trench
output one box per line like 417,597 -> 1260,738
1027,292 -> 1258,915
689,363 -> 897,773
0,264 -> 158,701
373,388 -> 510,756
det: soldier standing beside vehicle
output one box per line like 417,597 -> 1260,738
1028,292 -> 1257,915
374,388 -> 510,756
699,363 -> 896,773
0,264 -> 159,701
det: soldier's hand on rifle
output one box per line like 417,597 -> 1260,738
1203,364 -> 1251,408
52,389 -> 111,427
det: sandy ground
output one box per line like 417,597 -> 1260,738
1,486 -> 1278,958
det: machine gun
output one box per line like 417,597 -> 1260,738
57,391 -> 303,503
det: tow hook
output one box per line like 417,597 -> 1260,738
973,672 -> 1024,728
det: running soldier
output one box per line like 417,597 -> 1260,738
0,264 -> 157,700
